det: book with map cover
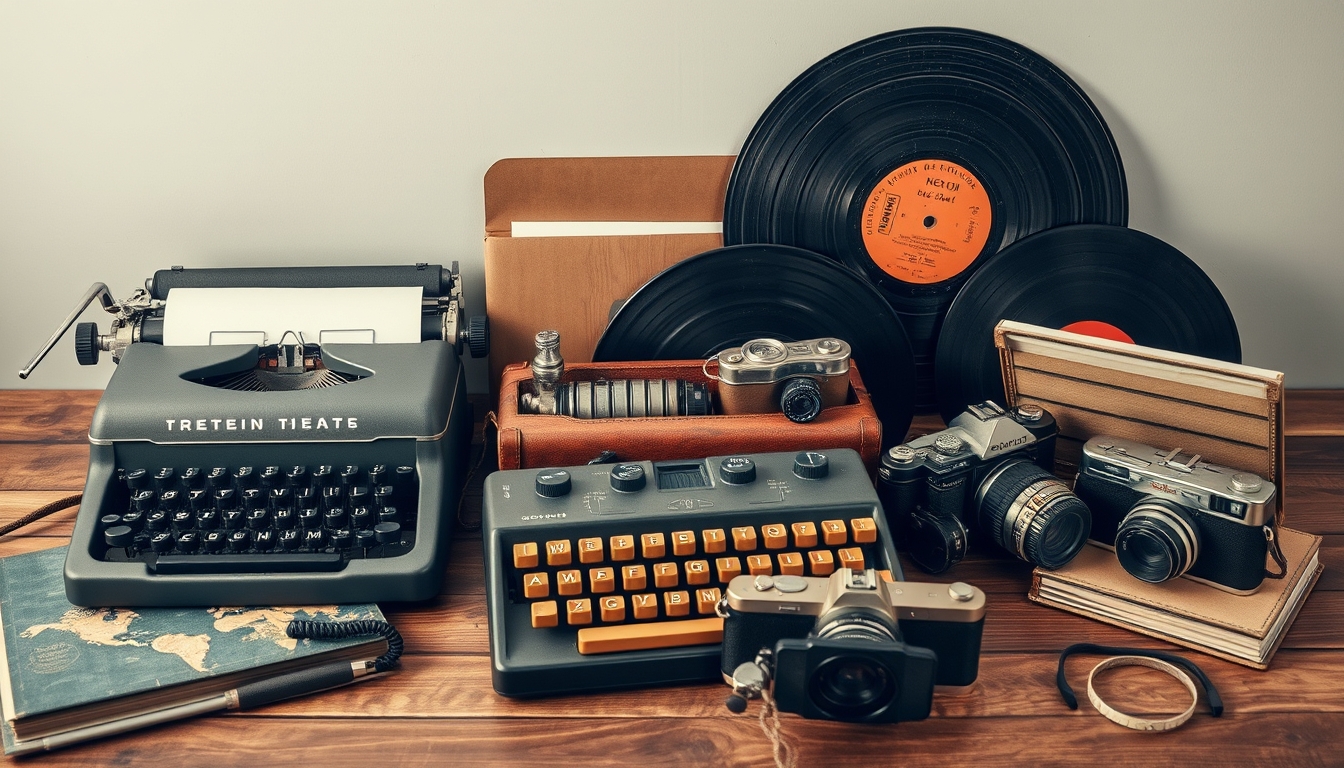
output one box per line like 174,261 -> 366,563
0,546 -> 387,753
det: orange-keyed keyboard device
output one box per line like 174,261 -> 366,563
482,449 -> 899,696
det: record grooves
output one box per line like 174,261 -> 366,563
593,244 -> 916,444
723,27 -> 1129,411
933,224 -> 1242,424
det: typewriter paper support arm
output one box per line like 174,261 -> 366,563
18,283 -> 162,379
18,283 -> 118,379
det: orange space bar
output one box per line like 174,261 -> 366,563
576,618 -> 724,655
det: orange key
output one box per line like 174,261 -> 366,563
685,559 -> 711,585
566,598 -> 593,625
599,595 -> 626,622
545,539 -> 572,566
530,600 -> 558,628
732,526 -> 758,551
747,554 -> 773,576
512,542 -> 539,569
578,537 -> 604,564
762,524 -> 787,549
576,617 -> 723,654
522,572 -> 549,599
610,535 -> 635,561
821,520 -> 847,546
622,564 -> 647,591
653,562 -> 679,588
671,530 -> 696,556
716,557 -> 743,583
838,548 -> 864,571
556,569 -> 583,596
850,518 -> 878,544
631,593 -> 659,620
696,587 -> 722,615
777,552 -> 805,576
664,590 -> 691,617
590,567 -> 616,593
791,522 -> 818,548
809,550 -> 836,576
703,528 -> 727,553
641,532 -> 666,559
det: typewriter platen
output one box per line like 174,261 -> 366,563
21,264 -> 488,607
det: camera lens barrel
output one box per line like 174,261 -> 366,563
554,379 -> 710,419
779,377 -> 825,423
903,511 -> 969,574
977,460 -> 1091,569
1115,500 -> 1201,583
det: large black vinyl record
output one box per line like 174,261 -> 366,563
594,244 -> 916,443
934,224 -> 1242,424
723,27 -> 1128,409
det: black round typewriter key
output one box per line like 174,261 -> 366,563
259,466 -> 282,488
394,466 -> 415,490
145,510 -> 169,532
125,468 -> 149,490
181,467 -> 203,490
132,490 -> 157,512
150,532 -> 174,553
324,508 -> 349,528
321,486 -> 344,510
153,467 -> 177,491
534,469 -> 572,498
171,510 -> 195,531
368,465 -> 387,487
373,485 -> 394,505
295,488 -> 318,510
609,463 -> 646,492
268,487 -> 292,509
299,508 -> 323,529
159,489 -> 182,510
303,529 -> 326,548
195,509 -> 219,530
340,465 -> 361,486
350,507 -> 373,528
719,457 -> 757,485
121,510 -> 144,531
279,529 -> 302,551
222,509 -> 246,530
274,508 -> 296,529
347,486 -> 369,507
213,488 -> 236,511
378,506 -> 399,525
207,468 -> 230,489
233,467 -> 256,490
242,488 -> 265,510
188,489 -> 211,511
285,466 -> 308,487
354,529 -> 376,549
104,525 -> 135,549
176,531 -> 200,553
246,508 -> 271,530
330,528 -> 353,549
373,522 -> 401,544
252,530 -> 275,550
204,531 -> 226,552
228,530 -> 250,552
100,513 -> 122,528
312,465 -> 335,484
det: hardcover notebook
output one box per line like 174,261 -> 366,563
1029,528 -> 1322,669
0,546 -> 386,753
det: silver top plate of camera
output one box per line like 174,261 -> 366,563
725,568 -> 985,623
1080,436 -> 1276,525
899,401 -> 1038,468
714,337 -> 850,385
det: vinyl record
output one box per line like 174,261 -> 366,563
593,244 -> 916,444
723,27 -> 1129,410
934,224 -> 1242,424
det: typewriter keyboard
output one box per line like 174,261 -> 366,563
96,463 -> 419,574
482,449 -> 898,696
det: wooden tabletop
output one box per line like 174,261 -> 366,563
1,390 -> 1341,767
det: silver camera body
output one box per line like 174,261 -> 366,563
714,337 -> 850,423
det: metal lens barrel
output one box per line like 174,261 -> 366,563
1115,499 -> 1201,583
809,616 -> 899,720
978,460 -> 1091,569
554,379 -> 710,419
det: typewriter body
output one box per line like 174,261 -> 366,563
482,449 -> 899,697
22,264 -> 488,607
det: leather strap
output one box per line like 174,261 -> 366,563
1086,656 -> 1198,732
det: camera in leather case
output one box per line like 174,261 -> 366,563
720,568 -> 984,723
877,401 -> 1091,573
713,337 -> 850,423
1076,436 -> 1280,594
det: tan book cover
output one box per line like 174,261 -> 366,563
1028,527 -> 1322,669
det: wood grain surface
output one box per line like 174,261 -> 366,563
0,389 -> 1340,767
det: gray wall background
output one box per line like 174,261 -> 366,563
2,0 -> 1341,393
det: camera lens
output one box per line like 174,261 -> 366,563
1115,499 -> 1201,583
811,657 -> 896,720
903,510 -> 968,574
977,460 -> 1091,569
555,379 -> 710,418
779,377 -> 824,423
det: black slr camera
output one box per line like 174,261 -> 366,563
1076,436 -> 1280,593
878,401 -> 1091,573
720,569 -> 985,724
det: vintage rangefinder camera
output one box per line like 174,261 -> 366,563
713,337 -> 850,423
877,401 -> 1091,573
1076,436 -> 1281,594
720,569 -> 985,723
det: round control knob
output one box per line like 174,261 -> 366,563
742,338 -> 786,363
1014,404 -> 1044,422
534,469 -> 572,498
933,434 -> 966,456
887,446 -> 916,464
104,525 -> 135,549
792,451 -> 829,480
74,322 -> 100,366
466,315 -> 490,359
948,582 -> 976,602
753,575 -> 775,591
815,338 -> 843,354
774,575 -> 809,593
609,463 -> 646,493
719,457 -> 757,485
1230,473 -> 1263,493
780,377 -> 824,423
374,521 -> 402,544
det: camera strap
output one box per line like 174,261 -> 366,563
1264,525 -> 1288,580
1056,644 -> 1223,731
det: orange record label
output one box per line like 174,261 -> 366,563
860,160 -> 991,284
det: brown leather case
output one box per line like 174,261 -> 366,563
494,359 -> 883,473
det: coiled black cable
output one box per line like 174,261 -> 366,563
286,619 -> 404,673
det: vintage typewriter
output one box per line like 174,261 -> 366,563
482,449 -> 900,696
20,264 -> 488,607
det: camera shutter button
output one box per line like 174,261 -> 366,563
774,575 -> 808,593
948,582 -> 976,602
934,434 -> 965,456
1015,404 -> 1044,422
1230,473 -> 1262,493
753,575 -> 775,591
816,338 -> 842,353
